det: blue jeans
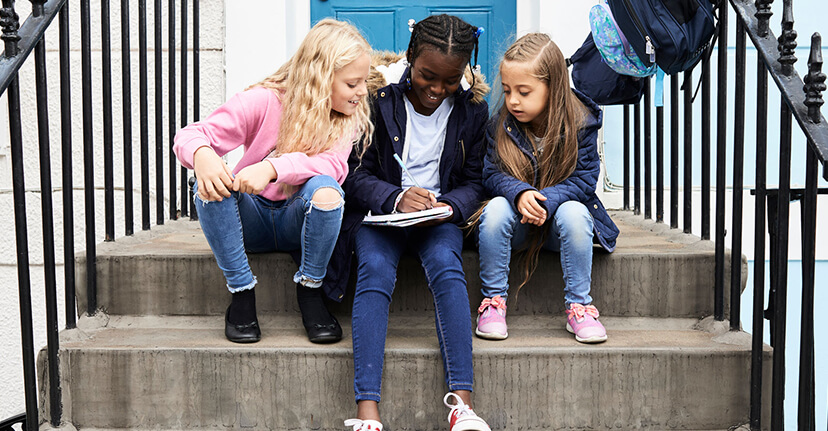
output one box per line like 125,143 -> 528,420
478,196 -> 594,306
193,175 -> 344,292
351,223 -> 474,403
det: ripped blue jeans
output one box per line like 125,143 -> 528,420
193,175 -> 344,293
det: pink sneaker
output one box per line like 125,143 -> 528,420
565,303 -> 607,343
475,296 -> 508,340
444,393 -> 491,431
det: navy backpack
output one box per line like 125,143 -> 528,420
569,33 -> 646,105
607,0 -> 717,75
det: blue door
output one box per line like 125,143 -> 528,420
311,0 -> 516,92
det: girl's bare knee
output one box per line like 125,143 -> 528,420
311,187 -> 343,210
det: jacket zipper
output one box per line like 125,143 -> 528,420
621,0 -> 655,63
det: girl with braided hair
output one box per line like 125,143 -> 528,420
340,14 -> 491,431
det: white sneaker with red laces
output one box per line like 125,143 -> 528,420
444,392 -> 491,431
344,418 -> 383,431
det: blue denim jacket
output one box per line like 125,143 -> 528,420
482,88 -> 619,252
320,73 -> 490,301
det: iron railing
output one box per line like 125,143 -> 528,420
620,0 -> 825,429
0,0 -> 199,429
1,0 -> 824,430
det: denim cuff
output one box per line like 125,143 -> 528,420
447,382 -> 474,393
294,272 -> 323,288
227,276 -> 257,293
355,392 -> 382,403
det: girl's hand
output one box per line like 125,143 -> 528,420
397,187 -> 437,213
232,161 -> 278,195
517,190 -> 547,226
193,146 -> 233,202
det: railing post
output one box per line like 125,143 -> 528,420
31,0 -> 61,423
3,2 -> 39,428
771,2 -> 797,428
59,1 -> 75,329
714,0 -> 729,321
750,3 -> 772,428
732,19 -> 746,331
623,105 -> 630,210
796,32 -> 822,431
102,0 -> 114,241
644,78 -> 652,219
81,0 -> 97,316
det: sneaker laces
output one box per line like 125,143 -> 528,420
344,419 -> 383,431
478,295 -> 507,314
567,303 -> 600,323
444,392 -> 475,422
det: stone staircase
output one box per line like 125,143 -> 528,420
38,211 -> 770,430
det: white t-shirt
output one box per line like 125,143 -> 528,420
401,94 -> 455,197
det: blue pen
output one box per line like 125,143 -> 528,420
393,153 -> 435,207
393,153 -> 423,189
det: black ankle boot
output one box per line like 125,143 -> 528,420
296,283 -> 342,344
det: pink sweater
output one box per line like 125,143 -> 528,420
173,87 -> 354,202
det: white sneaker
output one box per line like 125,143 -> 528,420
344,418 -> 383,431
444,392 -> 491,431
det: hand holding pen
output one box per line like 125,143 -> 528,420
393,153 -> 438,212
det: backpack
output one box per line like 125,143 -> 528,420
607,0 -> 717,75
588,3 -> 656,78
569,33 -> 647,105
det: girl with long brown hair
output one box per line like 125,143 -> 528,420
475,33 -> 619,343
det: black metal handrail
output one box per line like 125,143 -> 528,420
1,0 -> 200,428
621,0 -> 825,429
0,413 -> 26,431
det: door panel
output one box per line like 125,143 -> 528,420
312,0 -> 516,91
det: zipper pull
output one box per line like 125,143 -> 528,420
645,36 -> 655,63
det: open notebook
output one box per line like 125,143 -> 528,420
362,206 -> 452,227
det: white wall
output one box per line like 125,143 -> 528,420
0,0 -> 225,420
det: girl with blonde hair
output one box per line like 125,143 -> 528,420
174,19 -> 372,344
475,32 -> 619,343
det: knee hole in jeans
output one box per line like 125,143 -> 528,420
310,187 -> 343,210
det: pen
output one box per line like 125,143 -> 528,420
393,153 -> 435,207
393,153 -> 423,189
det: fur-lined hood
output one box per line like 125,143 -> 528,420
367,51 -> 490,104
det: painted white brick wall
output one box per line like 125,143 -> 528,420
0,0 -> 224,419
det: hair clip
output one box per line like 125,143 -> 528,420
474,27 -> 484,38
408,19 -> 416,33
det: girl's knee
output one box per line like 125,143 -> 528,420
555,201 -> 593,232
480,196 -> 519,228
311,187 -> 343,210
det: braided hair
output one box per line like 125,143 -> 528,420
407,14 -> 482,88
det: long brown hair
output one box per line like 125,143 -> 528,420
486,33 -> 587,292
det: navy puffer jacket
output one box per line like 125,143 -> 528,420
482,88 -> 619,251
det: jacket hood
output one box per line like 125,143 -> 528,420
367,51 -> 490,104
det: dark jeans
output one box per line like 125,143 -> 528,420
351,223 -> 474,403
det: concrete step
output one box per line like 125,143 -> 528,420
39,314 -> 769,430
75,211 -> 743,318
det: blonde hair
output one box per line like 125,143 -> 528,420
250,19 -> 373,157
480,33 -> 588,294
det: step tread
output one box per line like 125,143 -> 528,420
62,315 -> 761,353
89,211 -> 715,257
